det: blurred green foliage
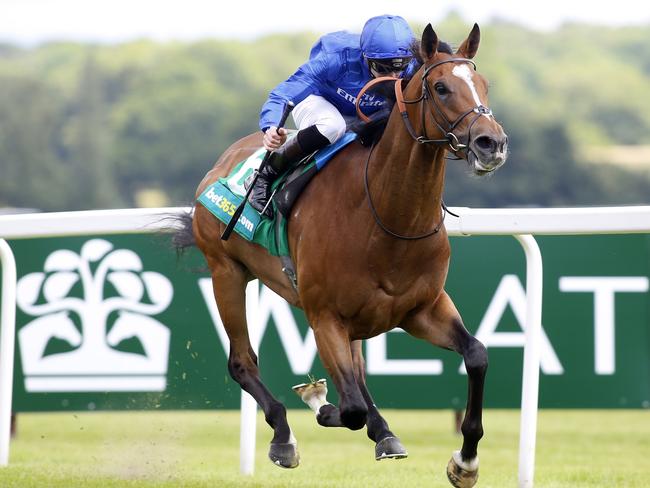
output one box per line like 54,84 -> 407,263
1,19 -> 649,211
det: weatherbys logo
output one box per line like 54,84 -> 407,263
16,239 -> 173,392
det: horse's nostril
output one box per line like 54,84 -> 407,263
475,136 -> 496,153
499,136 -> 509,152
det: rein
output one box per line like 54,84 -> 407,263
364,140 -> 449,240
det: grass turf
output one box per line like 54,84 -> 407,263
1,409 -> 649,487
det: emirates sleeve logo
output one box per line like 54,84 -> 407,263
16,239 -> 173,392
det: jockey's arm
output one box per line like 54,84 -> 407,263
259,53 -> 330,138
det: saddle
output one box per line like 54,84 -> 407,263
274,132 -> 357,217
197,132 -> 358,287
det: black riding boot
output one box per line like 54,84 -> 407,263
246,161 -> 282,218
248,125 -> 330,218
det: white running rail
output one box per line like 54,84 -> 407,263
0,239 -> 16,467
1,206 -> 650,487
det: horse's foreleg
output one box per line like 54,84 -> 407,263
351,340 -> 409,460
402,292 -> 486,488
210,265 -> 299,468
312,318 -> 368,430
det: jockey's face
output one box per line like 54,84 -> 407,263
367,57 -> 411,78
370,68 -> 404,78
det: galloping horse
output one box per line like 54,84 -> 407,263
177,24 -> 507,487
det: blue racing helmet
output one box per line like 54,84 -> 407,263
361,15 -> 414,59
361,15 -> 414,75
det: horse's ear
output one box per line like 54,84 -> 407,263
420,24 -> 439,62
456,23 -> 481,59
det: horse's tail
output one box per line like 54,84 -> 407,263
169,205 -> 196,254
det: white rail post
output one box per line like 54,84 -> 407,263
0,239 -> 17,466
514,235 -> 543,488
240,280 -> 261,475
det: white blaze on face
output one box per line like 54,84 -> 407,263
451,64 -> 492,119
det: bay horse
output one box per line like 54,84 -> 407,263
177,24 -> 507,487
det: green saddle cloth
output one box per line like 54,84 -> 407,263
197,148 -> 290,256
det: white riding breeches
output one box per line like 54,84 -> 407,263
291,95 -> 349,144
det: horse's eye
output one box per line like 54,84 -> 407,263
434,82 -> 449,96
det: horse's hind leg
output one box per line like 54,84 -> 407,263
402,292 -> 487,488
209,261 -> 299,469
351,340 -> 409,460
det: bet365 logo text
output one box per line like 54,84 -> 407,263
16,239 -> 173,392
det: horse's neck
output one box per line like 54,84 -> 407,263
368,111 -> 447,235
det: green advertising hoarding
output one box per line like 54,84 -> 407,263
2,233 -> 649,411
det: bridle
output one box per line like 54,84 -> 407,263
355,57 -> 493,240
356,57 -> 493,157
396,57 -> 493,157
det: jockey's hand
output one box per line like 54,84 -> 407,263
263,126 -> 287,152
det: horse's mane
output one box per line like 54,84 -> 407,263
349,39 -> 453,145
410,38 -> 454,67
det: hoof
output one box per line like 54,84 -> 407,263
375,436 -> 408,460
292,377 -> 327,392
446,451 -> 479,488
268,442 -> 300,469
292,379 -> 327,400
292,378 -> 329,414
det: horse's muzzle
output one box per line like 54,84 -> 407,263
469,133 -> 508,174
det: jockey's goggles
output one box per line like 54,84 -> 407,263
367,56 -> 412,75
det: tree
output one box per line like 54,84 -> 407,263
64,51 -> 121,209
0,75 -> 70,210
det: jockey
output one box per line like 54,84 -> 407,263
249,14 -> 416,216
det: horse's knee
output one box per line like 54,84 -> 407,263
340,402 -> 368,431
463,338 -> 488,376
